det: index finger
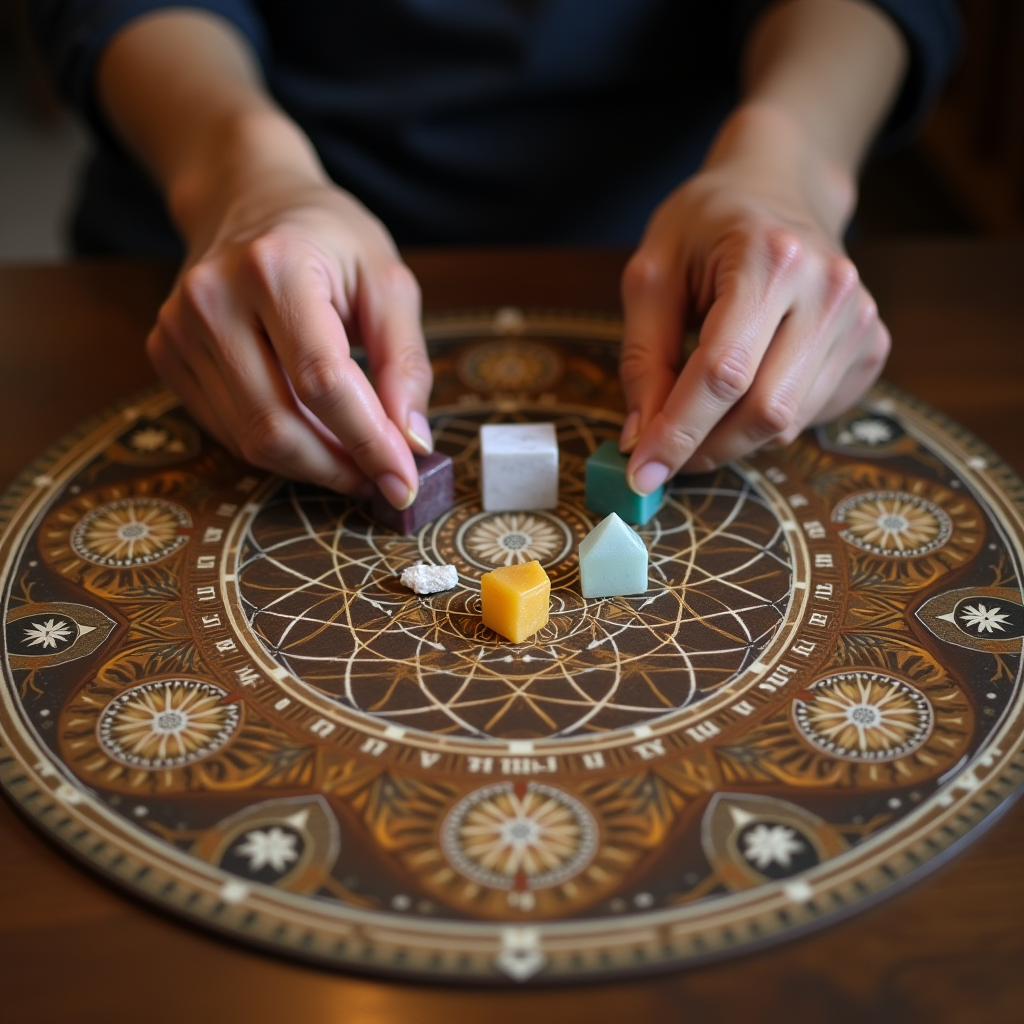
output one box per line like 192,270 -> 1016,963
246,243 -> 420,510
624,250 -> 795,493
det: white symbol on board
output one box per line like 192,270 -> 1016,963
235,827 -> 299,873
955,602 -> 1011,634
22,618 -> 73,649
848,418 -> 893,445
741,823 -> 805,870
129,427 -> 170,452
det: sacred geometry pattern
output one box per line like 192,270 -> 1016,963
441,782 -> 598,893
237,453 -> 793,741
70,496 -> 191,567
1,310 -> 1023,984
97,679 -> 240,768
461,511 -> 572,568
833,490 -> 952,558
792,672 -> 934,762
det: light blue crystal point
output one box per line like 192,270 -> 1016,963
578,512 -> 649,599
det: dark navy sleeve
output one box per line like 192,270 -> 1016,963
30,1 -> 268,139
854,0 -> 962,148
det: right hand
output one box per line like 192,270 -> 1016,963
147,175 -> 432,509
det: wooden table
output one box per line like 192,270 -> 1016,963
1,242 -> 1022,1024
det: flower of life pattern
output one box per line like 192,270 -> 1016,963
236,412 -> 793,741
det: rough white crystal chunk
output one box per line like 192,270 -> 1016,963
480,422 -> 559,512
400,563 -> 459,594
578,512 -> 648,598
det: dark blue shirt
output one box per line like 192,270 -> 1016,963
32,0 -> 960,256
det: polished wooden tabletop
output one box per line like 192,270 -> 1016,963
1,242 -> 1022,1024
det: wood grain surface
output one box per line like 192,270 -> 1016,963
1,242 -> 1022,1024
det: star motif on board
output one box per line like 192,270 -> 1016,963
128,427 -> 171,452
235,827 -> 299,873
741,824 -> 805,870
22,618 -> 73,649
958,602 -> 1012,634
848,418 -> 894,445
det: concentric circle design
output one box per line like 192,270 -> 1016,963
98,679 -> 240,768
793,672 -> 934,761
441,782 -> 597,890
457,339 -> 564,393
71,497 -> 191,566
2,314 -> 1024,984
832,490 -> 952,557
458,510 -> 574,569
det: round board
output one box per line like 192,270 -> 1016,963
2,311 -> 1023,984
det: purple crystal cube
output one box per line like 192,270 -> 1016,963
371,450 -> 454,534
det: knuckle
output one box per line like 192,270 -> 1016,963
244,408 -> 296,464
704,350 -> 753,404
762,228 -> 804,279
665,421 -> 702,456
396,346 -> 433,391
345,431 -> 384,466
823,256 -> 859,311
622,251 -> 669,300
243,234 -> 290,291
856,292 -> 879,332
293,351 -> 343,406
179,264 -> 221,324
381,261 -> 421,305
751,390 -> 798,438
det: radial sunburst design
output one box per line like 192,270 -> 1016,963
98,679 -> 240,768
793,672 -> 933,761
71,497 -> 191,566
832,490 -> 952,557
441,782 -> 597,890
461,511 -> 572,568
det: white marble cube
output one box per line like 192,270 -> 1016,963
480,423 -> 559,512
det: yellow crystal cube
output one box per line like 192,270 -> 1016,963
480,560 -> 550,643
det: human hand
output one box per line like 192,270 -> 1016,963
618,104 -> 890,495
147,169 -> 431,509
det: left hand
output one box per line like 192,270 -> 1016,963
618,104 -> 891,495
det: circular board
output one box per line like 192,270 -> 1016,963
2,311 -> 1023,984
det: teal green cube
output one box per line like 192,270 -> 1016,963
585,440 -> 664,525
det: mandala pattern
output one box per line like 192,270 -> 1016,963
238,449 -> 794,741
98,679 -> 240,768
457,339 -> 564,393
2,315 -> 1023,983
71,497 -> 191,567
833,490 -> 952,557
459,511 -> 573,568
793,672 -> 934,762
441,782 -> 597,891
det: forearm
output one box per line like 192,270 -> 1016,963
96,10 -> 327,244
705,0 -> 907,236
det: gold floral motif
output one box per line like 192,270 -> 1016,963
834,491 -> 951,557
72,497 -> 191,567
442,782 -> 596,890
794,672 -> 933,761
98,679 -> 239,767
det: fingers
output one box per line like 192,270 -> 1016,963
153,278 -> 370,495
619,248 -> 688,452
358,259 -> 435,455
241,239 -> 420,508
678,261 -> 864,470
623,229 -> 803,492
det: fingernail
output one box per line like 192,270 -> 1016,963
619,411 -> 640,453
407,411 -> 434,454
629,460 -> 670,496
376,472 -> 417,509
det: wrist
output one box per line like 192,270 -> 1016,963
168,106 -> 329,247
702,102 -> 856,241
